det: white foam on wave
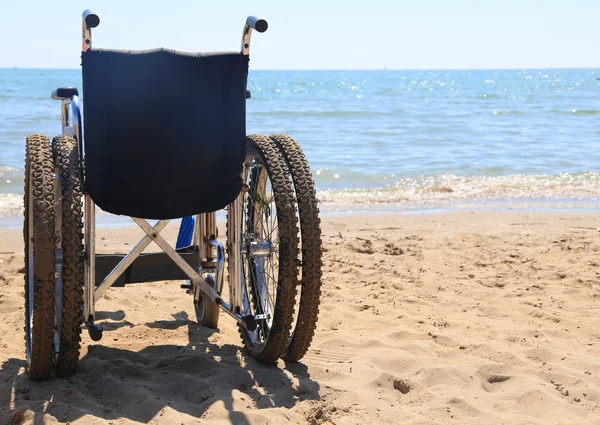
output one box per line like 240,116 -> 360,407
0,194 -> 123,222
0,166 -> 20,176
1,173 -> 599,224
0,193 -> 23,218
317,173 -> 600,206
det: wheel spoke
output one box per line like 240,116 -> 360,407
241,149 -> 281,345
234,136 -> 298,364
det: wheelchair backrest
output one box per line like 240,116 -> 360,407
81,48 -> 249,219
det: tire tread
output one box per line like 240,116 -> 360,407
270,133 -> 322,362
53,135 -> 84,377
24,133 -> 57,381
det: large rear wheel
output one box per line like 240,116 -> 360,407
233,134 -> 299,364
24,133 -> 57,381
52,135 -> 85,377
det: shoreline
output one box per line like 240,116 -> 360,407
1,197 -> 600,229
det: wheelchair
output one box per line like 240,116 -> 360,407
23,10 -> 322,380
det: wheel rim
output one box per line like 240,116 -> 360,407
240,150 -> 280,350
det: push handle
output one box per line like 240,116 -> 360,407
82,9 -> 100,52
82,9 -> 100,28
246,16 -> 268,33
241,16 -> 268,55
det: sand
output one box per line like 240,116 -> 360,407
1,210 -> 599,424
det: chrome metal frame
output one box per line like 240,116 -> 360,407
196,212 -> 224,292
133,218 -> 222,302
57,96 -> 83,146
227,194 -> 244,314
82,17 -> 91,52
88,215 -> 258,328
241,24 -> 253,55
81,9 -> 99,52
209,238 -> 225,294
83,195 -> 95,323
241,16 -> 268,55
189,213 -> 224,303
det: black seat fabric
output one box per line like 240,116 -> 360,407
82,48 -> 249,219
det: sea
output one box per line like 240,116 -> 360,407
1,68 -> 599,227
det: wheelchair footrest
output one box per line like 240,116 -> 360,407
95,246 -> 200,286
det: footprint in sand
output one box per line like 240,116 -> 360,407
393,378 -> 412,394
347,239 -> 375,254
384,242 -> 404,256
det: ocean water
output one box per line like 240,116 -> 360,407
1,68 -> 599,224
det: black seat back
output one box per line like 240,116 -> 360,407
82,48 -> 248,219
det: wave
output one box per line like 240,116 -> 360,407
0,167 -> 23,193
548,109 -> 600,115
317,173 -> 600,206
490,110 -> 527,116
0,194 -> 23,219
569,109 -> 600,115
0,166 -> 20,174
2,173 -> 598,223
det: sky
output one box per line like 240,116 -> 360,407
0,0 -> 598,70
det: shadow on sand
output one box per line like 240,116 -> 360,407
1,311 -> 319,424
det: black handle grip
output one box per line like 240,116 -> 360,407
51,87 -> 79,100
82,9 -> 100,28
246,16 -> 268,33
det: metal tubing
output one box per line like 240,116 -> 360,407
196,213 -> 205,261
82,10 -> 100,28
246,16 -> 268,33
205,212 -> 216,260
58,96 -> 82,144
241,24 -> 252,55
227,194 -> 243,312
83,195 -> 96,321
60,100 -> 71,137
241,16 -> 268,55
205,212 -> 216,239
132,218 -> 222,303
81,10 -> 99,52
252,257 -> 273,328
242,240 -> 273,257
94,220 -> 170,301
70,96 -> 83,146
217,300 -> 252,329
209,239 -> 225,294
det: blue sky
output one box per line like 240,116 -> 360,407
0,0 -> 598,69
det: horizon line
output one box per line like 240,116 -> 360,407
1,66 -> 600,72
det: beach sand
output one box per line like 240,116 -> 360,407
1,210 -> 599,424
